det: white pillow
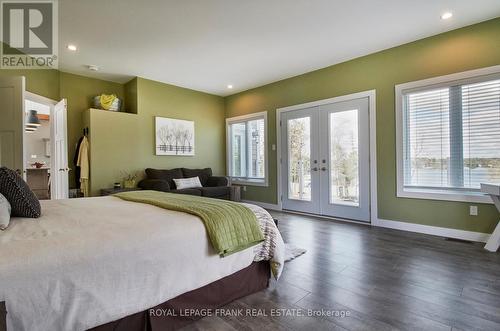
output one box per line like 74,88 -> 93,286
0,193 -> 11,230
173,177 -> 202,190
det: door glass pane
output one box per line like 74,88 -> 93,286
230,123 -> 247,177
288,117 -> 311,201
330,110 -> 359,206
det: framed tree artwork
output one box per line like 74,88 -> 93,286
155,117 -> 195,156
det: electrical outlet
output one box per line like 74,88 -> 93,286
470,205 -> 478,216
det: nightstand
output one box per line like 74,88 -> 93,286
100,187 -> 142,196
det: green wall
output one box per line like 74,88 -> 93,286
0,70 -> 126,187
0,69 -> 60,100
0,69 -> 225,194
124,77 -> 138,114
59,72 -> 125,187
1,18 -> 498,233
225,18 -> 500,233
86,77 -> 225,196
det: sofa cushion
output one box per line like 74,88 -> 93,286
199,186 -> 230,198
206,176 -> 229,187
170,188 -> 202,196
138,179 -> 170,192
0,167 -> 41,218
145,168 -> 183,188
181,168 -> 212,186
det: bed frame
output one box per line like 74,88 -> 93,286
89,261 -> 270,331
0,302 -> 6,331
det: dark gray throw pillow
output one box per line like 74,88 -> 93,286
0,167 -> 41,218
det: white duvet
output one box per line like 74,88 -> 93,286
0,196 -> 284,331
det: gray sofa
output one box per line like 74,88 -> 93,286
138,168 -> 230,199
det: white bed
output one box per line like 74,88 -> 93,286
0,196 -> 284,331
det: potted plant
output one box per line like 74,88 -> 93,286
121,171 -> 138,189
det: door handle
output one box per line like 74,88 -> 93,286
321,167 -> 327,171
312,167 -> 318,172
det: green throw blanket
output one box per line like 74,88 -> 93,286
113,190 -> 264,256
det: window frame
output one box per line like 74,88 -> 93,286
395,65 -> 500,204
226,111 -> 269,187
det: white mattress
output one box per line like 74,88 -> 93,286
0,196 -> 261,331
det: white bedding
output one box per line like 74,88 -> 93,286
0,196 -> 284,331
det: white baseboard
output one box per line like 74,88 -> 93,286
241,199 -> 282,211
242,199 -> 490,243
373,218 -> 491,243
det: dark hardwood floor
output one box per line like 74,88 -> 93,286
183,211 -> 500,331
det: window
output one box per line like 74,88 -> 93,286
226,111 -> 268,186
396,67 -> 500,203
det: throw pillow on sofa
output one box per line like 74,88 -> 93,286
173,177 -> 203,190
181,168 -> 212,186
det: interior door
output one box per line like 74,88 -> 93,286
0,77 -> 25,174
319,97 -> 370,221
52,99 -> 69,199
281,107 -> 320,214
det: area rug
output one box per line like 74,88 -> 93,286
284,243 -> 307,262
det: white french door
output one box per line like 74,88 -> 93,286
281,97 -> 370,222
281,107 -> 320,214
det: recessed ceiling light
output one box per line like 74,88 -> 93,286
441,12 -> 453,20
67,44 -> 77,51
227,85 -> 233,89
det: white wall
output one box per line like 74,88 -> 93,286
24,100 -> 51,168
25,120 -> 50,167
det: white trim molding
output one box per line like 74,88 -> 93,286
395,65 -> 500,204
373,218 -> 491,243
226,111 -> 269,187
276,90 -> 378,223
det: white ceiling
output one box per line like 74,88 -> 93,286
59,0 -> 500,96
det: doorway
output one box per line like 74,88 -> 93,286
23,92 -> 69,200
279,94 -> 372,222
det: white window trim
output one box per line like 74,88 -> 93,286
226,111 -> 269,187
395,65 -> 500,204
